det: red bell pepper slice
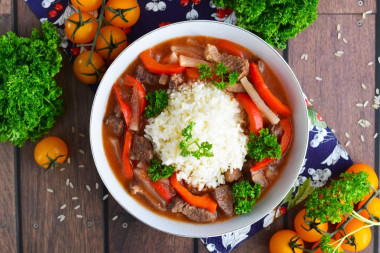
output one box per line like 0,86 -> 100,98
170,173 -> 217,213
249,62 -> 292,115
216,39 -> 244,58
250,118 -> 292,172
236,93 -> 263,135
113,85 -> 131,128
185,67 -> 200,80
150,179 -> 174,203
140,49 -> 186,75
122,130 -> 133,179
123,75 -> 146,116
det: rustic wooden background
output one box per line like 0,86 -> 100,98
0,0 -> 379,252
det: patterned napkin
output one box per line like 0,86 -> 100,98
25,1 -> 353,252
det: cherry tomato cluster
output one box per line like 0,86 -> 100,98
64,0 -> 141,84
269,163 -> 379,253
48,3 -> 64,19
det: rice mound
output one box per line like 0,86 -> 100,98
144,81 -> 248,190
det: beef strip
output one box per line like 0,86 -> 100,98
224,168 -> 242,183
204,44 -> 249,80
269,124 -> 283,140
168,196 -> 217,223
129,181 -> 167,211
104,114 -> 125,137
129,135 -> 154,161
211,185 -> 234,216
135,64 -> 160,85
168,73 -> 184,89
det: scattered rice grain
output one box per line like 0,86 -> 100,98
59,216 -> 65,222
309,98 -> 314,102
361,83 -> 367,89
345,132 -> 350,138
60,204 -> 66,210
364,101 -> 369,107
345,141 -> 350,147
305,54 -> 308,60
356,103 -> 363,107
66,178 -> 70,186
361,135 -> 365,142
67,157 -> 71,165
103,194 -> 109,200
374,133 -> 378,139
76,215 -> 83,219
74,205 -> 80,210
57,215 -> 64,219
362,12 -> 366,19
79,133 -> 85,138
378,57 -> 380,64
60,167 -> 65,171
72,126 -> 75,133
377,88 -> 379,95
79,149 -> 84,155
78,165 -> 85,168
343,38 -> 348,44
70,182 -> 74,189
365,10 -> 373,14
86,185 -> 91,192
96,183 -> 99,190
368,61 -> 373,66
337,24 -> 340,31
338,32 -> 341,40
331,128 -> 336,133
112,215 -> 118,221
301,54 -> 305,60
316,77 -> 322,81
47,188 -> 54,193
72,196 -> 79,200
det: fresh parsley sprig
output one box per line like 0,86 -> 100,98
198,62 -> 239,90
247,128 -> 281,162
179,122 -> 214,160
147,157 -> 175,181
232,180 -> 262,215
144,90 -> 169,118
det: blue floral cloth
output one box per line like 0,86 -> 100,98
25,1 -> 353,252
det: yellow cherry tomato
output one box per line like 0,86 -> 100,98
65,12 -> 98,44
34,137 -> 68,170
95,26 -> 128,61
105,0 -> 140,28
335,218 -> 372,252
346,163 -> 379,200
73,51 -> 106,84
358,197 -> 380,220
269,230 -> 304,253
71,0 -> 102,12
294,209 -> 328,242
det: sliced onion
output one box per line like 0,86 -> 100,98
240,76 -> 280,125
185,38 -> 204,48
179,55 -> 211,68
171,45 -> 204,59
159,74 -> 169,85
168,52 -> 179,64
129,88 -> 140,131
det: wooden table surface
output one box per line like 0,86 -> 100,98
0,0 -> 379,252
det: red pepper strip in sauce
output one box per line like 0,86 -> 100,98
122,130 -> 133,179
249,62 -> 292,115
150,179 -> 174,203
123,74 -> 146,115
215,39 -> 245,58
250,118 -> 292,172
170,173 -> 217,213
185,67 -> 200,80
235,93 -> 263,135
113,85 -> 132,128
140,49 -> 186,75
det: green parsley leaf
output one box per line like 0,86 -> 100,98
143,90 -> 169,118
232,180 -> 262,215
316,235 -> 345,253
0,21 -> 63,147
179,122 -> 214,160
305,172 -> 371,224
247,129 -> 281,162
197,62 -> 239,90
147,157 -> 175,181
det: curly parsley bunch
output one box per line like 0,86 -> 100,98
0,22 -> 63,146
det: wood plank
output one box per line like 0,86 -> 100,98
288,14 -> 376,253
107,196 -> 194,252
0,143 -> 17,253
318,0 -> 376,14
17,0 -> 105,252
0,0 -> 17,252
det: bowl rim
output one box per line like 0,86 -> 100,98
90,20 -> 309,237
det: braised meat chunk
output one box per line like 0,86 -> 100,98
168,73 -> 184,89
135,64 -> 160,85
269,124 -> 283,140
129,135 -> 154,161
211,185 -> 234,216
224,168 -> 242,183
104,114 -> 125,137
204,44 -> 249,79
169,196 -> 217,223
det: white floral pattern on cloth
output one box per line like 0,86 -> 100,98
24,1 -> 354,252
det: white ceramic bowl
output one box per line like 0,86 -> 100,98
90,21 -> 308,237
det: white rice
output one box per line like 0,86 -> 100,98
144,81 -> 248,190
